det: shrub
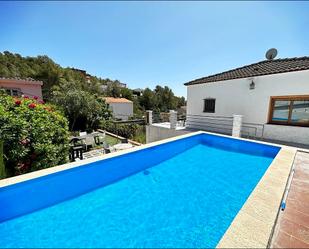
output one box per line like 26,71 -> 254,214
0,93 -> 69,177
100,120 -> 139,139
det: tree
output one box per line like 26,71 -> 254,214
120,88 -> 133,100
52,83 -> 111,131
105,82 -> 121,97
176,96 -> 186,108
138,88 -> 156,110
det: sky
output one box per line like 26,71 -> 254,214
0,1 -> 309,97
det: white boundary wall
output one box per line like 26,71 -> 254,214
146,125 -> 190,143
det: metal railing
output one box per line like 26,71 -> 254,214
186,114 -> 234,135
186,114 -> 265,139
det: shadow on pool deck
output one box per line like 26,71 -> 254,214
271,151 -> 309,248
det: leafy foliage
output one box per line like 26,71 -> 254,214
0,141 -> 5,179
0,92 -> 69,177
100,120 -> 139,139
0,51 -> 118,99
138,86 -> 186,112
51,83 -> 112,131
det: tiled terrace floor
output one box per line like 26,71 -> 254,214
271,151 -> 309,248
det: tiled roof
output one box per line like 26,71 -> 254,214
184,57 -> 309,86
103,97 -> 132,103
0,77 -> 43,85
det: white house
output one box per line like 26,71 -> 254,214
184,57 -> 309,146
103,97 -> 133,121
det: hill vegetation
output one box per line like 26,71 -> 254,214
0,51 -> 186,130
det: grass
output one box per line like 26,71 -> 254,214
105,134 -> 120,146
132,126 -> 146,144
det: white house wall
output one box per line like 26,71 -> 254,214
109,102 -> 133,121
186,69 -> 309,145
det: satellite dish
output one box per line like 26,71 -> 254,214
265,48 -> 278,60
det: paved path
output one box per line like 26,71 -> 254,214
271,151 -> 309,248
83,148 -> 105,159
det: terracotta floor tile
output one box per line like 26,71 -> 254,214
284,208 -> 309,229
290,184 -> 309,194
290,236 -> 309,248
273,230 -> 291,248
288,190 -> 309,204
278,217 -> 296,235
293,223 -> 309,244
271,152 -> 309,249
294,170 -> 309,181
286,198 -> 309,215
293,179 -> 309,191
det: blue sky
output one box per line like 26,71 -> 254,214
0,1 -> 308,97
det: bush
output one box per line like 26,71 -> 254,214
100,120 -> 139,139
0,93 -> 69,177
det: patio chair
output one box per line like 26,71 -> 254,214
79,131 -> 87,136
69,138 -> 85,161
94,134 -> 105,146
70,137 -> 85,148
83,136 -> 94,151
103,142 -> 111,154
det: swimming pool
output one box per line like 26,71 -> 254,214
0,132 -> 280,248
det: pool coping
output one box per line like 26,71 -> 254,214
217,145 -> 297,248
0,131 -> 297,248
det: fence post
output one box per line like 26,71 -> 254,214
232,114 -> 243,137
146,110 -> 153,125
169,110 -> 177,129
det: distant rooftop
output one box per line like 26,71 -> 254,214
133,88 -> 144,92
184,57 -> 309,86
0,77 -> 43,85
103,97 -> 132,103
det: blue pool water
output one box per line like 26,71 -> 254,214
0,134 -> 279,248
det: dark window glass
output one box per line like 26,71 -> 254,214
12,89 -> 19,96
203,99 -> 216,113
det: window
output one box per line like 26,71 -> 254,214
203,98 -> 216,113
268,96 -> 309,126
4,88 -> 21,97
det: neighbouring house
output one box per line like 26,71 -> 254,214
184,56 -> 309,145
101,81 -> 127,92
0,77 -> 43,100
133,88 -> 144,98
103,97 -> 133,121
